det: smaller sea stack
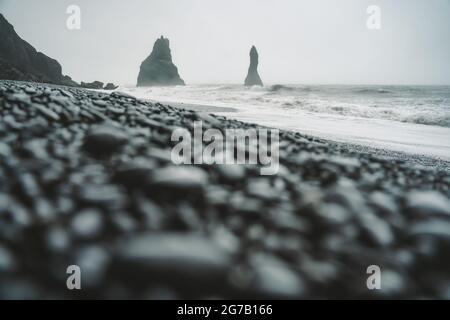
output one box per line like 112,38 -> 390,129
244,46 -> 263,87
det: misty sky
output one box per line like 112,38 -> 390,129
1,0 -> 449,85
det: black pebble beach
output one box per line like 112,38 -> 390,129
0,80 -> 450,299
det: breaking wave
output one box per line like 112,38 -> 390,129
123,84 -> 450,128
353,88 -> 394,94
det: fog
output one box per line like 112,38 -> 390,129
1,0 -> 449,85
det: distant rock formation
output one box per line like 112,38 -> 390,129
104,83 -> 118,90
79,81 -> 119,90
245,46 -> 263,87
61,75 -> 79,87
0,13 -> 74,86
79,81 -> 118,90
137,36 -> 185,87
81,81 -> 104,90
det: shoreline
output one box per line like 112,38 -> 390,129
146,99 -> 238,113
147,96 -> 450,171
118,84 -> 450,162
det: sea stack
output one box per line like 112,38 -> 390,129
137,36 -> 185,87
0,13 -> 76,86
244,46 -> 263,87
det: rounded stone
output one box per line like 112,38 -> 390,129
83,125 -> 128,157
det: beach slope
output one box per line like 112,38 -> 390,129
0,80 -> 450,299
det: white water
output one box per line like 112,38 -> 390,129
120,84 -> 450,160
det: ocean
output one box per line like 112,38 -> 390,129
121,84 -> 450,160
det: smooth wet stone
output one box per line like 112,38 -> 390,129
18,173 -> 41,198
246,178 -> 278,201
78,184 -> 125,209
24,87 -> 37,94
34,198 -> 56,221
245,223 -> 266,242
93,99 -> 108,107
24,117 -> 50,138
56,196 -> 74,215
323,181 -> 366,214
300,256 -> 340,284
114,163 -> 155,189
0,194 -> 31,227
6,92 -> 31,103
216,164 -> 246,183
116,233 -> 230,281
0,142 -> 11,158
409,220 -> 450,239
3,115 -> 22,130
151,166 -> 208,190
33,103 -> 60,121
147,147 -> 173,162
247,254 -> 306,298
108,106 -> 125,115
46,227 -> 71,252
372,269 -> 409,298
0,245 -> 15,272
136,197 -> 164,229
211,225 -> 240,254
21,139 -> 48,160
369,192 -> 405,228
230,192 -> 262,216
74,246 -> 110,288
405,190 -> 450,218
205,186 -> 230,205
369,192 -> 398,215
316,203 -> 352,226
57,89 -> 74,98
357,210 -> 394,247
270,209 -> 310,233
111,212 -> 138,233
175,203 -> 202,230
83,125 -> 129,157
12,105 -> 27,119
70,209 -> 104,239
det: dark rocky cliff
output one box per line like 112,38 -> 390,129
0,13 -> 76,86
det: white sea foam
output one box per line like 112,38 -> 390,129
123,84 -> 450,127
119,84 -> 450,160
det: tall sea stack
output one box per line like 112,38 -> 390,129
137,36 -> 185,87
244,46 -> 263,87
0,13 -> 76,86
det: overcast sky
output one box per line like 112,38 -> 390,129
1,0 -> 449,85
